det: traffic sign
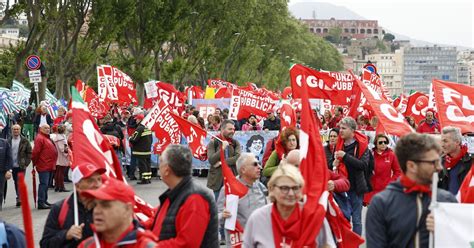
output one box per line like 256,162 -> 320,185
34,82 -> 39,92
29,76 -> 41,83
28,70 -> 41,77
25,55 -> 42,70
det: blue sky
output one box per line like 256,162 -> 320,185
289,0 -> 473,48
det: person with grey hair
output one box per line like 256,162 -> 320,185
216,153 -> 267,247
8,124 -> 32,206
149,144 -> 219,247
438,126 -> 472,195
334,116 -> 371,235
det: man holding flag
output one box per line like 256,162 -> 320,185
148,144 -> 219,247
40,163 -> 105,248
216,153 -> 267,247
366,133 -> 457,247
207,120 -> 241,200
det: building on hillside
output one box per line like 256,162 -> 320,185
301,18 -> 384,41
0,35 -> 24,49
402,46 -> 457,93
365,49 -> 404,96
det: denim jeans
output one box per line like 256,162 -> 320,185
38,171 -> 50,204
348,189 -> 363,235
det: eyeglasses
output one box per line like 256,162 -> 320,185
274,185 -> 301,194
378,140 -> 389,145
412,159 -> 440,167
252,161 -> 261,167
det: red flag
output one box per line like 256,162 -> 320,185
351,71 -> 413,137
97,65 -> 137,105
170,113 -> 208,161
18,173 -> 34,248
347,79 -> 363,119
144,81 -> 186,111
279,102 -> 297,131
431,79 -> 474,134
208,78 -> 237,88
185,85 -> 205,100
75,79 -> 86,97
141,99 -> 181,154
290,64 -> 354,105
228,88 -> 276,120
71,87 -> 155,221
83,86 -> 110,119
326,195 -> 365,247
296,72 -> 329,247
457,164 -> 474,203
220,144 -> 248,247
404,91 -> 429,125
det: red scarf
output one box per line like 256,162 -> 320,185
335,131 -> 368,178
216,133 -> 233,143
271,203 -> 302,248
445,145 -> 468,170
400,174 -> 431,196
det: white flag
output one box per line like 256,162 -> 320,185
434,202 -> 474,247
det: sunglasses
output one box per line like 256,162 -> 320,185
378,140 -> 389,145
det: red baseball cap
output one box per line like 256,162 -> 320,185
135,114 -> 145,120
71,163 -> 106,184
81,178 -> 135,205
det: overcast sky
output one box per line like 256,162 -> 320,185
289,0 -> 473,49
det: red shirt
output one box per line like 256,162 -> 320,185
417,121 -> 440,134
151,194 -> 210,247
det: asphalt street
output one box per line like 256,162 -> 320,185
1,166 -> 204,246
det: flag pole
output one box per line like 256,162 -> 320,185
73,184 -> 79,226
429,172 -> 438,248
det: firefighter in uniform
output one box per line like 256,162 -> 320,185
129,114 -> 153,184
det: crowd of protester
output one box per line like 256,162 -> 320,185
0,99 -> 472,248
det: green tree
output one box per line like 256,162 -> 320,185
383,33 -> 396,42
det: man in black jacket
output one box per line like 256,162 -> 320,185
366,133 -> 457,248
40,163 -> 105,248
149,144 -> 219,247
334,117 -> 370,235
129,114 -> 152,184
8,124 -> 32,207
0,136 -> 13,211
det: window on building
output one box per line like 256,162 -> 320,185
360,29 -> 365,34
310,28 -> 314,33
351,28 -> 356,34
344,28 -> 349,33
323,28 -> 328,33
316,28 -> 321,33
367,29 -> 372,34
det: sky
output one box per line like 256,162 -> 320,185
289,0 -> 473,49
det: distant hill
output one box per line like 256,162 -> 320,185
289,2 -> 467,49
289,2 -> 366,20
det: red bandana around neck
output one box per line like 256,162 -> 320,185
271,203 -> 301,248
216,133 -> 233,143
335,131 -> 368,178
445,145 -> 468,170
400,174 -> 431,196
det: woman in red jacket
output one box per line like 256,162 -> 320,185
364,134 -> 401,205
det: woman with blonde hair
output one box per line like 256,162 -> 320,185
244,165 -> 335,247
